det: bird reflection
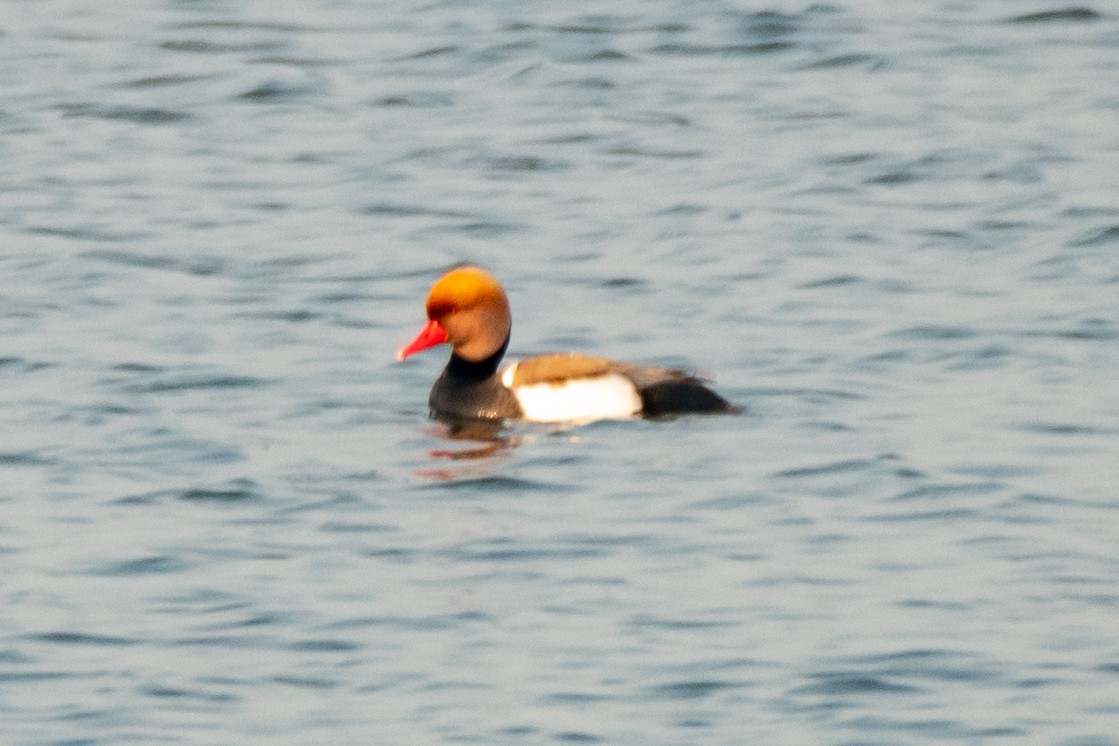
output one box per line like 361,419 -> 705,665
415,418 -> 523,480
430,419 -> 522,459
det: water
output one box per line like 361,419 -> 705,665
2,1 -> 1118,743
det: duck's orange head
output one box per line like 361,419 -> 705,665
397,266 -> 511,362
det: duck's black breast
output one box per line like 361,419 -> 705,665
428,336 -> 523,422
429,368 -> 522,421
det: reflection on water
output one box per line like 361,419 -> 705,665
418,420 -> 522,480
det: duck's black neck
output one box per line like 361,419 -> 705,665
445,333 -> 510,381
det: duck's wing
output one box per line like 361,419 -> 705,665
504,353 -> 626,386
507,353 -> 739,417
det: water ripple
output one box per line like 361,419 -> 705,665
30,632 -> 139,647
86,556 -> 190,577
792,673 -> 920,695
1007,8 -> 1102,24
645,679 -> 741,700
118,372 -> 269,394
114,479 -> 262,505
137,684 -> 237,703
59,104 -> 192,125
0,450 -> 54,466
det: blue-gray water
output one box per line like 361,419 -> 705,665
3,1 -> 1119,744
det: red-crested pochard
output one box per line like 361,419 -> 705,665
397,266 -> 738,423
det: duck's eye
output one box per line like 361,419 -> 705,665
427,300 -> 459,318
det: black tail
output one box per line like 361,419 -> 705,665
638,379 -> 742,418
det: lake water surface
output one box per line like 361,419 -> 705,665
2,1 -> 1119,744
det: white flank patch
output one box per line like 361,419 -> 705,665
502,364 -> 642,423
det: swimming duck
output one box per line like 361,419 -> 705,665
397,266 -> 737,422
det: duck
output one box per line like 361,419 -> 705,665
397,266 -> 738,423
